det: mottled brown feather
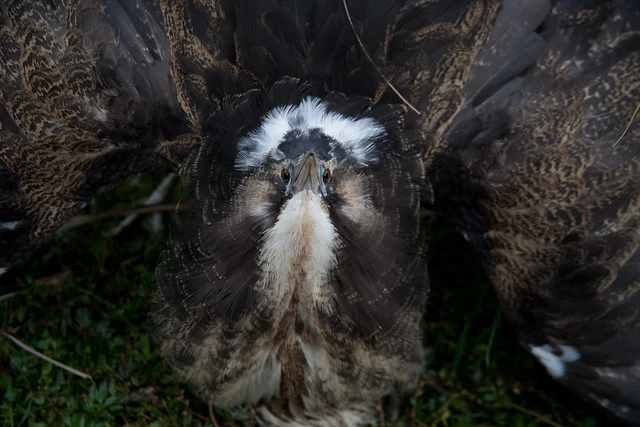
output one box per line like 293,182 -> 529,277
0,0 -> 196,270
430,1 -> 640,423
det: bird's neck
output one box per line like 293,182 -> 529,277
255,191 -> 339,316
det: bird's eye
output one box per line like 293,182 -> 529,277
280,169 -> 290,183
322,169 -> 331,183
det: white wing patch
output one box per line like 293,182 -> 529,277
0,267 -> 6,276
0,220 -> 21,231
235,97 -> 386,170
530,344 -> 581,378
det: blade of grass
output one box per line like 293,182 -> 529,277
613,102 -> 640,147
485,309 -> 501,367
1,331 -> 92,380
452,316 -> 471,375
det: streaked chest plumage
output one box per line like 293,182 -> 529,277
181,191 -> 420,425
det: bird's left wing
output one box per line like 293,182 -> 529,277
417,0 -> 640,423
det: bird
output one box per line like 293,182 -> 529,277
0,0 -> 638,426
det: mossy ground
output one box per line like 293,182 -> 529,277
1,174 -> 602,426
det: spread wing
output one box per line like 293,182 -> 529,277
0,0 -> 207,272
421,1 -> 640,423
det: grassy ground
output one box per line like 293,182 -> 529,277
1,174 -> 604,426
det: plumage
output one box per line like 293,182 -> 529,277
429,2 -> 640,423
153,82 -> 427,424
1,0 -> 639,425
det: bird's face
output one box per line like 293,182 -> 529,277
232,97 -> 387,240
278,151 -> 332,198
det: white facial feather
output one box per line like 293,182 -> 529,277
235,97 -> 385,170
250,201 -> 274,223
530,344 -> 581,378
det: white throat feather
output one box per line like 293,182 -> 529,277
256,191 -> 339,307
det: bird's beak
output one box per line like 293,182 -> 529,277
292,152 -> 322,195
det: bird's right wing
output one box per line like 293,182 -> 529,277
0,0 -> 230,272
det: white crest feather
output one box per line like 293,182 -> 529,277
235,97 -> 385,170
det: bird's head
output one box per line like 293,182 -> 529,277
157,80 -> 426,340
231,95 -> 386,231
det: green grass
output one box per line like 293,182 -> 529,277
1,174 -> 604,426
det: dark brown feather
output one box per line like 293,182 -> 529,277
429,1 -> 640,423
